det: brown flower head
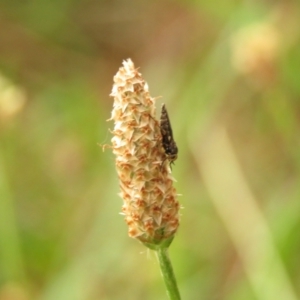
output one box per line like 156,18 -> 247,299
230,21 -> 280,86
109,59 -> 180,248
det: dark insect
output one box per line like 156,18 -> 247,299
160,104 -> 178,167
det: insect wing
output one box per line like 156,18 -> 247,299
160,104 -> 178,165
161,104 -> 174,141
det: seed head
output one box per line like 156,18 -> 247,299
109,59 -> 180,247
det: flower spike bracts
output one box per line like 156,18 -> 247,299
109,59 -> 180,248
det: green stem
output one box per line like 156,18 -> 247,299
156,247 -> 181,300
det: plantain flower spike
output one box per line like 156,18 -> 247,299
109,59 -> 180,249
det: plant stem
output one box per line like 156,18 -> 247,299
156,247 -> 181,300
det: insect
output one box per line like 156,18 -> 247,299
160,104 -> 178,167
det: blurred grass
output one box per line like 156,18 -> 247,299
0,0 -> 300,299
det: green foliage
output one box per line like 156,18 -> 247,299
0,1 -> 300,299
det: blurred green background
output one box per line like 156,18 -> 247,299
1,1 -> 300,299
